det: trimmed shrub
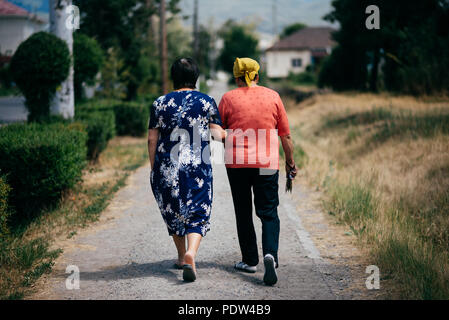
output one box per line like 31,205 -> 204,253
74,33 -> 104,103
76,100 -> 149,137
0,123 -> 87,220
76,99 -> 119,113
0,174 -> 11,237
76,111 -> 116,161
9,32 -> 71,122
114,102 -> 149,136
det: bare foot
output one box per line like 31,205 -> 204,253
184,251 -> 196,273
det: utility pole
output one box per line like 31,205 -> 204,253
146,0 -> 153,41
49,0 -> 74,119
159,0 -> 168,94
272,0 -> 278,37
146,0 -> 157,47
193,0 -> 199,62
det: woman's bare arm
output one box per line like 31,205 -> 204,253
148,129 -> 159,169
280,134 -> 298,178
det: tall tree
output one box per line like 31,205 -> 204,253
218,20 -> 259,74
49,0 -> 75,118
73,0 -> 181,98
320,0 -> 449,94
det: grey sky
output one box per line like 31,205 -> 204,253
179,0 -> 335,34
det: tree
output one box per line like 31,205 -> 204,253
196,25 -> 213,78
320,0 -> 449,94
50,0 -> 75,119
73,33 -> 104,102
98,47 -> 129,100
73,0 -> 181,99
10,32 -> 71,122
280,22 -> 307,39
218,20 -> 259,74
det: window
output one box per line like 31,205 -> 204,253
291,58 -> 302,67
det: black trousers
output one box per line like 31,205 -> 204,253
226,168 -> 280,267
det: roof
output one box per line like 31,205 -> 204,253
0,0 -> 44,22
267,27 -> 336,52
0,0 -> 30,16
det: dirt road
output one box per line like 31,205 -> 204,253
31,79 -> 378,300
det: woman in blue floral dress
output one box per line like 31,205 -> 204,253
148,58 -> 225,282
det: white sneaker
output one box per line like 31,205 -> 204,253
263,254 -> 278,285
234,261 -> 257,273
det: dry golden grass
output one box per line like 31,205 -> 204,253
287,92 -> 449,299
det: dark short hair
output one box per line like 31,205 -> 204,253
171,58 -> 199,90
237,74 -> 259,85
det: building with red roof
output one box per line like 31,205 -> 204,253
265,27 -> 336,78
0,0 -> 46,60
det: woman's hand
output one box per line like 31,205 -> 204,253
285,161 -> 298,179
210,124 -> 227,143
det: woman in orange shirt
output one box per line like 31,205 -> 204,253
219,58 -> 298,286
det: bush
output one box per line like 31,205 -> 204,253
74,33 -> 104,103
9,32 -> 71,122
0,65 -> 13,90
0,124 -> 87,221
113,103 -> 149,136
0,174 -> 11,238
76,111 -> 116,161
76,99 -> 119,113
288,71 -> 317,85
77,100 -> 149,137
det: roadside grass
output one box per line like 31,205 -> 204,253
0,136 -> 148,299
279,126 -> 308,170
286,93 -> 449,299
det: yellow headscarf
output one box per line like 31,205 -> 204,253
233,57 -> 260,87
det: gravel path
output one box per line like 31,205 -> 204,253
31,79 -> 375,300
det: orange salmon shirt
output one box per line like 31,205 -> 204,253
218,86 -> 290,170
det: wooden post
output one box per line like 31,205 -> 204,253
193,0 -> 199,62
49,0 -> 75,119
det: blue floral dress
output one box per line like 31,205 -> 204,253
149,90 -> 222,237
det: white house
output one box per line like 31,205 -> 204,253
265,27 -> 335,78
0,0 -> 46,58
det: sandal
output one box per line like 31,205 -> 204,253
182,264 -> 196,282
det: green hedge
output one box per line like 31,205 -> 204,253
76,110 -> 115,161
77,100 -> 149,137
113,103 -> 149,136
0,174 -> 10,237
0,123 -> 87,220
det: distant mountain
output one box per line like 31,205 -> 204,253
7,0 -> 335,38
179,0 -> 335,34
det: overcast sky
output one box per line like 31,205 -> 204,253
179,0 -> 335,34
9,0 -> 335,36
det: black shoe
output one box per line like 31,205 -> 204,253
182,264 -> 196,282
263,254 -> 278,286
